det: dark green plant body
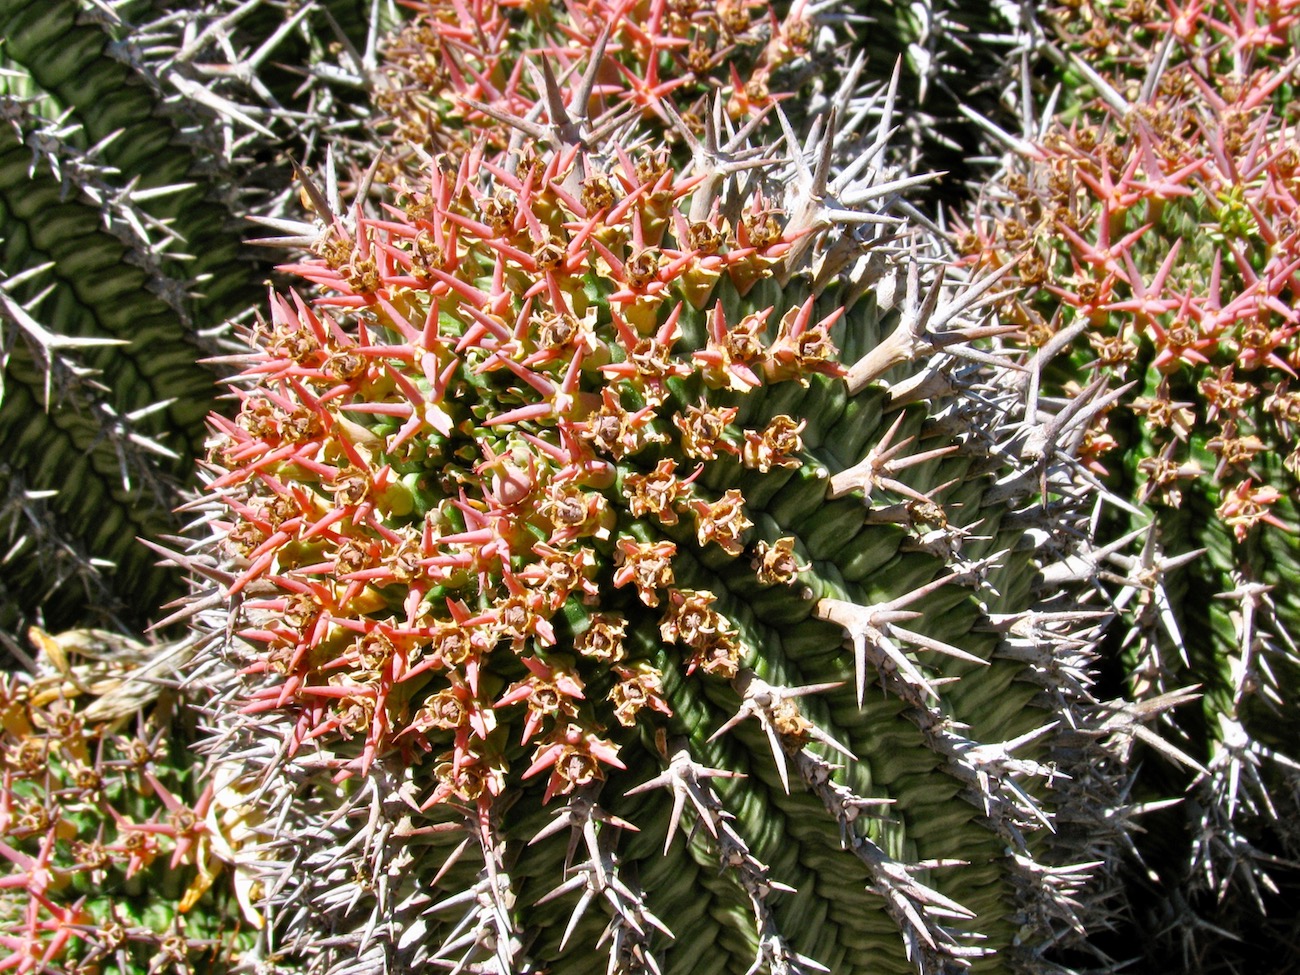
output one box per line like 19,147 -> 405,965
841,0 -> 1044,190
0,0 -> 226,630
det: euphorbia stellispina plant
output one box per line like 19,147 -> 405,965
0,629 -> 250,974
174,1 -> 1119,974
962,0 -> 1300,964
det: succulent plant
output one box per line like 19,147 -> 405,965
0,0 -> 1038,640
959,0 -> 1300,966
0,627 -> 246,975
163,3 -> 1124,974
0,0 -> 395,636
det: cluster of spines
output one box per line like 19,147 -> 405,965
835,0 -> 1050,182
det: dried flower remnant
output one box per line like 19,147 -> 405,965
753,537 -> 808,585
742,415 -> 807,471
688,489 -> 755,554
613,538 -> 678,606
574,613 -> 629,663
624,459 -> 690,525
1216,479 -> 1288,541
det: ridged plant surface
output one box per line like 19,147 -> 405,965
0,0 -> 227,631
